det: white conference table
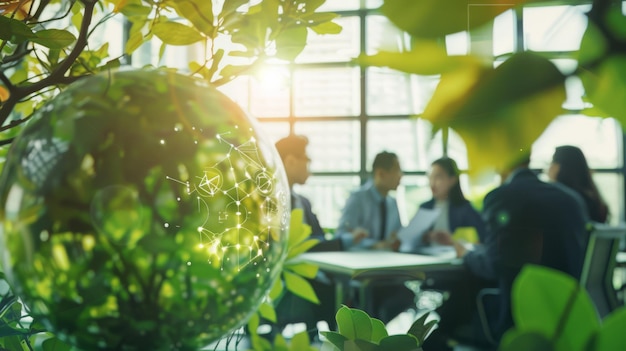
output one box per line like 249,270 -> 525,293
298,250 -> 463,312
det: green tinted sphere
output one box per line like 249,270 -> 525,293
0,69 -> 290,350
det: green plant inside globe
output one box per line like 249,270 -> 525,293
0,69 -> 290,350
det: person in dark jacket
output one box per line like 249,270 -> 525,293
426,156 -> 588,350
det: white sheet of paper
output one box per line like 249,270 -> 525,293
397,207 -> 441,253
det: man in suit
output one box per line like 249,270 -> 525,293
336,151 -> 404,251
426,155 -> 588,350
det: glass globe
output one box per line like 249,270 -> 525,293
0,69 -> 290,350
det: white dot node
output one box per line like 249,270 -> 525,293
236,201 -> 241,205
197,227 -> 203,232
187,261 -> 191,266
236,212 -> 241,216
160,139 -> 165,145
164,223 -> 169,228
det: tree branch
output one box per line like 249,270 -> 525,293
0,0 -> 97,126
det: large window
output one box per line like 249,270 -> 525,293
127,0 -> 624,228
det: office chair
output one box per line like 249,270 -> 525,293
472,223 -> 626,348
580,223 -> 626,319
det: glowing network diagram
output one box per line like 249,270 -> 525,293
166,129 -> 286,272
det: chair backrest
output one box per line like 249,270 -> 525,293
580,223 -> 626,319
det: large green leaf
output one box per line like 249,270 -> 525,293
172,0 -> 215,36
320,331 -> 349,350
500,330 -> 554,351
283,271 -> 319,303
152,21 -> 204,46
407,312 -> 437,345
288,209 -> 312,249
284,262 -> 319,279
31,29 -> 76,49
357,40 -> 482,76
593,307 -> 626,351
334,306 -> 381,343
0,15 -> 35,42
41,337 -> 72,351
275,26 -> 308,61
423,52 -> 565,174
512,265 -> 600,351
577,21 -> 608,66
380,0 -> 524,39
580,55 -> 626,125
258,301 -> 277,323
379,334 -> 420,351
290,331 -> 313,351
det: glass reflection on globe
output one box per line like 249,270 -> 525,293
0,69 -> 289,350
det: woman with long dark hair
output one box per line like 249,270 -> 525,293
548,145 -> 609,223
420,157 -> 487,245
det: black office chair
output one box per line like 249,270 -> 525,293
580,223 -> 626,319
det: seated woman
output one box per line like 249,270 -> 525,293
420,157 -> 487,246
547,145 -> 609,223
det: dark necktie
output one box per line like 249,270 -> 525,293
380,198 -> 387,240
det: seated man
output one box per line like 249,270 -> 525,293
273,134 -> 338,339
336,151 -> 413,323
336,151 -> 403,251
425,155 -> 588,350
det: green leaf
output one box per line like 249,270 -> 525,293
512,265 -> 600,351
407,312 -> 437,345
117,1 -> 152,17
152,21 -> 204,46
320,331 -> 348,350
310,21 -> 343,35
577,22 -> 608,66
606,8 -> 626,41
248,311 -> 260,332
304,0 -> 327,13
220,0 -> 249,19
42,337 -> 72,351
357,42 -> 482,76
0,16 -> 35,42
379,334 -> 420,350
283,271 -> 319,304
220,64 -> 253,80
580,55 -> 626,125
380,0 -> 519,39
370,318 -> 388,344
500,329 -> 553,351
423,52 -> 565,174
290,331 -> 312,351
286,239 -> 319,259
124,30 -> 145,55
336,306 -> 357,340
31,29 -> 76,49
334,306 -> 380,342
172,0 -> 215,36
594,307 -> 626,351
351,339 -> 380,351
258,301 -> 277,322
268,274 -> 284,300
284,262 -> 318,279
275,26 -> 308,61
288,209 -> 312,249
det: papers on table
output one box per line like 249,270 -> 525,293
397,207 -> 440,253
